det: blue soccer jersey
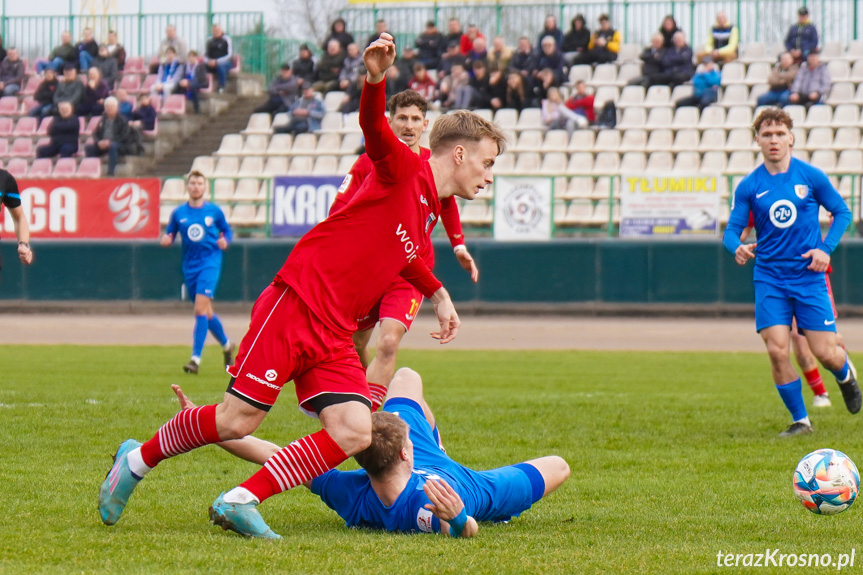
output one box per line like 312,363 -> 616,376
310,399 -> 539,533
166,202 -> 232,272
723,158 -> 851,283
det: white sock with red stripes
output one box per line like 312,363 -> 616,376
239,429 -> 348,503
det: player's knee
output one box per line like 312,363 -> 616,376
552,456 -> 571,482
216,414 -> 260,440
376,330 -> 403,357
388,367 -> 423,398
332,422 -> 372,455
766,341 -> 790,363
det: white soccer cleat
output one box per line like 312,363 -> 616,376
812,394 -> 832,408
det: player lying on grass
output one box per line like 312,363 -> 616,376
171,367 -> 569,537
329,88 -> 480,411
99,33 -> 506,539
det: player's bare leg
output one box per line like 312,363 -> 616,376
387,367 -> 443,448
366,319 -> 407,410
353,327 -> 374,369
790,321 -> 831,407
521,456 -> 571,497
761,326 -> 813,436
804,330 -> 861,414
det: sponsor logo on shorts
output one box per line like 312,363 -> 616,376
265,369 -> 278,382
416,508 -> 434,533
768,199 -> 797,229
245,372 -> 283,390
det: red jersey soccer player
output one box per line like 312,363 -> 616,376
330,89 -> 480,410
99,33 -> 507,539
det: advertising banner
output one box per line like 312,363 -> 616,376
0,178 -> 161,239
492,176 -> 553,241
271,175 -> 343,237
620,174 -> 721,237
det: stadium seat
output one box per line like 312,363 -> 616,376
140,74 -> 158,93
616,44 -> 641,64
587,63 -> 617,87
673,151 -> 700,171
644,85 -> 670,108
670,106 -> 699,130
568,130 -> 595,152
828,60 -> 850,82
314,132 -> 342,155
337,154 -> 357,174
837,149 -> 863,172
742,62 -> 770,86
646,128 -> 673,152
162,94 -> 186,115
672,128 -> 700,152
319,112 -> 343,133
492,153 -> 514,175
826,82 -> 854,106
118,74 -> 141,93
267,133 -> 292,155
783,105 -> 806,126
619,129 -> 647,152
212,156 -> 239,177
10,137 -> 34,157
27,158 -> 52,178
312,155 -> 339,174
803,105 -> 832,128
590,201 -> 612,225
272,112 -> 290,131
593,85 -> 619,108
124,56 -> 146,74
564,201 -> 593,225
52,157 -> 77,178
234,178 -> 263,200
238,157 -> 264,177
0,117 -> 13,137
214,134 -> 243,156
161,178 -> 186,200
645,107 -> 673,130
74,156 -> 101,178
725,151 -> 754,174
13,116 -> 37,137
20,76 -> 41,97
190,156 -> 215,177
514,152 -> 541,173
615,63 -> 641,86
567,152 -> 594,175
720,62 -> 746,85
850,59 -> 863,83
845,41 -> 863,61
0,96 -> 18,116
568,64 -> 592,85
514,130 -> 542,152
620,152 -> 646,172
539,152 -> 567,174
593,129 -> 621,152
289,133 -> 315,154
242,113 -> 272,135
832,127 -> 860,150
802,127 -> 832,151
810,150 -> 837,171
831,104 -> 860,127
515,108 -> 543,130
645,151 -> 672,171
669,85 -> 693,103
738,42 -> 766,64
747,84 -> 769,106
719,85 -> 748,107
617,107 -> 647,129
230,204 -> 257,226
564,177 -> 593,199
697,106 -> 726,129
213,178 -> 235,201
81,115 -> 101,137
459,202 -> 491,225
36,116 -> 54,136
701,151 -> 727,173
725,106 -> 752,129
241,134 -> 269,156
541,130 -> 569,152
726,128 -> 757,152
821,41 -> 844,61
288,155 -> 313,175
159,204 -> 174,225
616,85 -> 645,108
323,91 -> 346,112
592,177 -> 613,200
0,138 -> 8,157
262,156 -> 289,177
493,108 -> 517,129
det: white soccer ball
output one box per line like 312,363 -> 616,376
793,448 -> 860,515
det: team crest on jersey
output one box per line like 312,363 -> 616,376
205,216 -> 214,227
338,174 -> 352,194
416,508 -> 434,533
425,213 -> 437,233
795,185 -> 809,199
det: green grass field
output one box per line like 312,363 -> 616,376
1,345 -> 861,574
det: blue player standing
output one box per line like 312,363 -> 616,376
161,170 -> 235,374
724,108 -> 861,436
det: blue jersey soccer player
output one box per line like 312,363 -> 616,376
171,367 -> 570,537
723,107 -> 861,436
162,170 -> 235,374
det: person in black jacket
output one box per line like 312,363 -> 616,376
628,33 -> 666,87
77,27 -> 100,71
292,44 -> 316,87
659,15 -> 681,48
129,94 -> 157,132
415,21 -> 445,70
322,18 -> 354,52
204,23 -> 234,92
85,97 -> 139,176
36,100 -> 79,158
562,14 -> 591,65
29,68 -> 59,117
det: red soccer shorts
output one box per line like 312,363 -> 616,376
356,277 -> 423,332
226,281 -> 370,416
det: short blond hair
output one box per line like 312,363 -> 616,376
185,169 -> 207,184
429,110 -> 508,156
353,411 -> 408,479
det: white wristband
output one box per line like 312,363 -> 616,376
453,244 -> 467,253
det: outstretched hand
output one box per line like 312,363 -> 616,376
172,384 -> 197,411
430,295 -> 460,344
363,33 -> 396,83
455,248 -> 479,283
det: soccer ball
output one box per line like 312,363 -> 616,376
793,449 -> 860,515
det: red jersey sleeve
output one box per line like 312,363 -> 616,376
400,257 -> 443,299
361,78 -> 421,185
439,196 -> 466,249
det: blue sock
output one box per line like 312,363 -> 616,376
208,314 -> 228,346
830,355 -> 850,383
192,315 -> 208,360
776,378 -> 807,421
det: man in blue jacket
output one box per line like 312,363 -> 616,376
785,7 -> 819,62
674,56 -> 720,109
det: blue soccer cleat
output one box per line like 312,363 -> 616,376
99,439 -> 143,525
209,493 -> 282,539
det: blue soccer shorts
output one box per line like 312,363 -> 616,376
184,266 -> 220,299
754,276 -> 836,333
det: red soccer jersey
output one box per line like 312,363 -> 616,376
277,78 -> 443,334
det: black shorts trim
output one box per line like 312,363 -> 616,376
306,392 -> 372,415
226,378 -> 272,412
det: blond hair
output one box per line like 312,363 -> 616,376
429,110 -> 508,156
353,411 -> 408,479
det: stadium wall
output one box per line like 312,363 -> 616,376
4,238 -> 863,308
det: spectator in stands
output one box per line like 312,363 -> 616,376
36,100 -> 79,159
530,67 -> 560,105
365,20 -> 390,52
674,56 -> 720,109
465,37 -> 488,70
446,18 -> 463,48
629,33 -> 666,87
785,7 -> 819,62
510,37 -> 537,83
53,65 -> 85,114
128,94 -> 157,132
460,60 -> 494,109
152,47 -> 185,101
92,44 -> 119,89
501,70 -> 528,111
486,69 -> 506,110
85,96 -> 140,176
178,50 -> 209,114
77,67 -> 110,117
384,65 -> 407,99
29,68 -> 58,118
659,15 -> 681,49
438,41 -> 466,77
0,35 -> 6,63
542,86 -> 588,131
276,85 -> 324,135
37,31 -> 77,73
339,74 -> 363,114
415,20 -> 445,70
487,36 -> 513,73
396,45 -> 419,79
323,18 -> 354,52
116,87 -> 134,118
409,63 -> 436,102
0,48 -> 25,96
698,11 -> 739,64
536,15 -> 564,52
787,49 -> 831,109
105,30 -> 126,70
313,39 -> 345,93
564,80 -> 596,125
573,14 -> 621,65
757,51 -> 799,107
205,23 -> 234,93
562,14 -> 591,65
460,24 -> 484,56
292,44 -> 316,86
77,27 -> 99,71
338,43 -> 363,91
438,62 -> 469,110
255,64 -> 299,116
654,31 -> 694,88
153,24 -> 189,73
535,35 -> 566,85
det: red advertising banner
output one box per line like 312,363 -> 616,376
0,178 -> 161,239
